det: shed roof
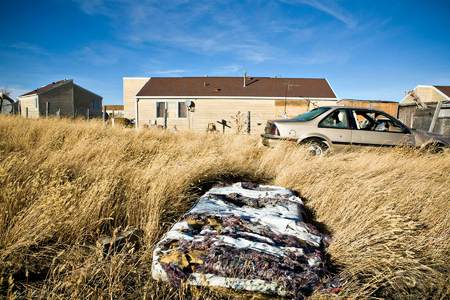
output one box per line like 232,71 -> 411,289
0,92 -> 14,102
20,79 -> 72,97
434,86 -> 450,98
136,77 -> 337,99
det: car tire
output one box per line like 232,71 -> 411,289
422,142 -> 445,154
302,139 -> 329,156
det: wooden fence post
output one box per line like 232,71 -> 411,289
247,111 -> 251,134
164,104 -> 168,129
103,105 -> 107,124
429,101 -> 443,133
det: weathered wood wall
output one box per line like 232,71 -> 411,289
38,82 -> 74,117
73,84 -> 103,117
338,100 -> 399,117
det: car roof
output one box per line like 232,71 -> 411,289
322,106 -> 389,114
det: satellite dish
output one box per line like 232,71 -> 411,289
185,100 -> 195,112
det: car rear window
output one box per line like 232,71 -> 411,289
294,107 -> 331,121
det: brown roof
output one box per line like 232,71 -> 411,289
20,79 -> 72,97
434,86 -> 450,98
104,104 -> 124,110
136,77 -> 337,98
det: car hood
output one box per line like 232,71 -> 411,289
412,129 -> 450,146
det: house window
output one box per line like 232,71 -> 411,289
178,102 -> 187,118
156,102 -> 166,118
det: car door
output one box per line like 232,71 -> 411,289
350,109 -> 414,146
316,108 -> 352,144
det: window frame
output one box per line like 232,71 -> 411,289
318,108 -> 352,130
156,101 -> 166,118
177,101 -> 187,118
350,109 -> 410,134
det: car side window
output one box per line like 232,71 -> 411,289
352,110 -> 407,133
319,109 -> 350,129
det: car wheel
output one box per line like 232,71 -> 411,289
303,139 -> 329,156
422,142 -> 445,154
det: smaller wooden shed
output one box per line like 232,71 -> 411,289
18,80 -> 102,119
398,85 -> 450,135
337,99 -> 399,117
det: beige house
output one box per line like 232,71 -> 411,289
19,80 -> 102,118
124,76 -> 338,134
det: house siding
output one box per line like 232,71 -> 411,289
38,82 -> 74,117
337,100 -> 399,117
73,84 -> 103,117
123,78 -> 149,119
137,98 -> 278,134
19,95 -> 39,118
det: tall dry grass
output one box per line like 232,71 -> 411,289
0,115 -> 449,299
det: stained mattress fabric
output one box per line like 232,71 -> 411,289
152,182 -> 328,298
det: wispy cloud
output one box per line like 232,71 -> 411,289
147,69 -> 186,75
9,42 -> 49,56
282,0 -> 357,28
73,0 -> 274,63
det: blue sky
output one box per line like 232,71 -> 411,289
1,0 -> 450,104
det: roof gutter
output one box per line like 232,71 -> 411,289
134,96 -> 339,100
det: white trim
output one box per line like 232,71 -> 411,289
155,100 -> 166,118
401,85 -> 450,103
432,86 -> 450,100
325,78 -> 339,100
135,96 -> 338,101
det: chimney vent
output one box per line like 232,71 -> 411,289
243,72 -> 247,87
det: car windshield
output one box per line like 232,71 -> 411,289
294,107 -> 330,121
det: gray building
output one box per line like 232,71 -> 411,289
18,79 -> 102,118
0,92 -> 16,115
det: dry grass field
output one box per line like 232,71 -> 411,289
0,115 -> 449,299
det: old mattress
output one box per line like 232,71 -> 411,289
152,182 -> 328,298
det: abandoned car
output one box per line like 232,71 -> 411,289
262,106 -> 450,155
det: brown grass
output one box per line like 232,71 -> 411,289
0,115 -> 449,299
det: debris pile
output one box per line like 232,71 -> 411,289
152,182 -> 330,298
